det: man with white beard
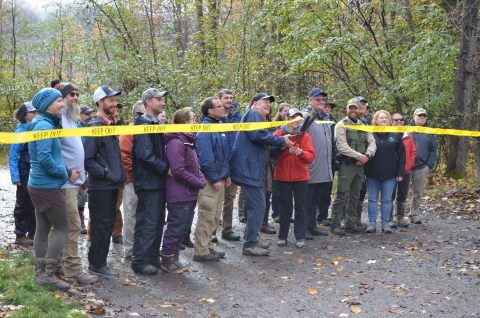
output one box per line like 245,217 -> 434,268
51,82 -> 98,284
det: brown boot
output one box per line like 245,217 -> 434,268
160,254 -> 183,274
389,203 -> 397,228
174,253 -> 189,272
15,235 -> 33,246
34,258 -> 43,279
396,202 -> 410,227
356,203 -> 368,229
341,206 -> 346,229
36,258 -> 70,291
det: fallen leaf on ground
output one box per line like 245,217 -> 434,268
283,252 -> 293,255
331,258 -> 339,266
351,305 -> 361,313
281,276 -> 290,280
367,260 -> 376,264
94,307 -> 105,314
435,239 -> 443,243
128,313 -> 140,316
386,258 -> 393,262
206,299 -> 216,303
476,272 -> 480,277
378,246 -> 385,249
422,254 -> 427,259
207,277 -> 215,281
297,258 -> 306,263
308,288 -> 318,295
211,311 -> 217,317
339,313 -> 349,317
340,297 -> 349,303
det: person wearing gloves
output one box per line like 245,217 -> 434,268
27,88 -> 75,290
9,102 -> 37,246
271,108 -> 315,248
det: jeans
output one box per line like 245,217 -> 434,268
277,181 -> 307,240
240,183 -> 265,248
366,177 -> 397,224
162,201 -> 196,255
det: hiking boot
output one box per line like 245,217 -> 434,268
36,258 -> 70,291
34,258 -> 43,279
182,236 -> 194,248
356,203 -> 368,229
209,248 -> 225,258
15,235 -> 33,246
112,235 -> 123,244
221,231 -> 240,241
211,233 -> 218,243
55,265 -> 65,276
296,240 -> 305,248
242,246 -> 270,256
257,242 -> 270,249
410,216 -> 422,224
317,219 -> 331,227
134,264 -> 157,275
366,222 -> 376,233
260,224 -> 276,234
273,217 -> 280,223
65,272 -> 99,284
174,253 -> 189,271
309,228 -> 328,236
304,232 -> 313,240
90,266 -> 119,277
388,205 -> 397,228
330,226 -> 345,236
27,232 -> 35,240
193,252 -> 221,262
344,226 -> 366,234
381,222 -> 393,234
160,254 -> 183,274
396,202 -> 410,227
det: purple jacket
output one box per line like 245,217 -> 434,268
165,133 -> 206,203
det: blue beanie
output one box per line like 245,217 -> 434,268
32,88 -> 62,112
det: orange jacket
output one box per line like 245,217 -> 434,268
403,132 -> 417,175
272,129 -> 315,182
119,122 -> 134,184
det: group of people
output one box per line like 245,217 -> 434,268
9,83 -> 437,290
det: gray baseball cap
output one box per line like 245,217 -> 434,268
142,88 -> 169,104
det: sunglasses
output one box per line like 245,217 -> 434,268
393,118 -> 404,122
69,92 -> 79,97
416,114 -> 427,118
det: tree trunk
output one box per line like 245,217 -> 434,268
445,0 -> 478,176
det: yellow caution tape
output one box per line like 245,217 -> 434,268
1,119 -> 478,144
0,119 -> 295,144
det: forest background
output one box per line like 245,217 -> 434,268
1,0 -> 480,181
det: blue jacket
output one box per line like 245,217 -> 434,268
196,116 -> 230,184
220,103 -> 241,158
409,120 -> 437,170
9,124 -> 31,183
229,109 -> 286,187
26,115 -> 68,189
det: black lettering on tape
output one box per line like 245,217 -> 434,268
202,125 -> 210,131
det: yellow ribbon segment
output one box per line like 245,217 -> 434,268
1,119 -> 479,144
0,120 -> 293,144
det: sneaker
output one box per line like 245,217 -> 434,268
410,216 -> 422,224
366,222 -> 376,233
296,240 -> 305,248
389,222 -> 398,228
208,248 -> 225,258
277,239 -> 287,246
317,219 -> 331,226
344,226 -> 366,234
221,232 -> 240,241
381,222 -> 392,234
304,232 -> 313,240
137,264 -> 158,275
15,235 -> 33,246
211,234 -> 218,243
260,224 -> 276,234
242,246 -> 270,256
193,252 -> 221,262
330,226 -> 345,236
309,228 -> 328,236
90,266 -> 119,277
273,217 -> 280,223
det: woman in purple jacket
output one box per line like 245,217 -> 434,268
161,107 -> 206,274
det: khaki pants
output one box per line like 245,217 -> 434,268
112,189 -> 123,237
122,183 -> 138,257
194,180 -> 225,256
409,166 -> 430,217
49,188 -> 83,278
221,183 -> 238,234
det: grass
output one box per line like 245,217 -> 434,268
0,250 -> 85,318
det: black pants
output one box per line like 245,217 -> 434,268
88,189 -> 118,269
132,189 -> 166,272
14,169 -> 36,236
358,181 -> 367,202
277,181 -> 307,240
306,182 -> 333,231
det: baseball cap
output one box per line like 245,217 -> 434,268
414,108 -> 427,116
24,102 -> 36,112
287,108 -> 303,118
365,103 -> 370,109
356,96 -> 367,103
142,88 -> 169,104
55,82 -> 77,98
80,105 -> 93,115
252,93 -> 275,102
347,98 -> 360,108
93,86 -> 122,103
325,100 -> 337,109
308,88 -> 328,98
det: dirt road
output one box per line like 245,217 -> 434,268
1,169 -> 479,317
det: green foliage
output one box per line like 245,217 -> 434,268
444,170 -> 465,180
0,250 -> 84,317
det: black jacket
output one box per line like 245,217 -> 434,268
84,116 -> 126,190
365,132 -> 405,180
132,114 -> 169,192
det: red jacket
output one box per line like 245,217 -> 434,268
403,132 -> 416,174
272,129 -> 315,182
119,122 -> 134,184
